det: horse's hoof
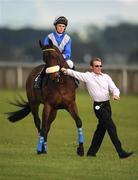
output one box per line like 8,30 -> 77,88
77,145 -> 84,156
42,151 -> 47,154
37,150 -> 47,155
37,151 -> 42,155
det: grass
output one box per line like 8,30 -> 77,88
0,89 -> 138,180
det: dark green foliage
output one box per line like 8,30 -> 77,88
0,23 -> 138,64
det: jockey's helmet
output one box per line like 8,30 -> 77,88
54,16 -> 68,26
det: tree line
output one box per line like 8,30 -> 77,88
0,23 -> 138,65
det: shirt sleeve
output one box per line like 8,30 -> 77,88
67,69 -> 89,82
107,75 -> 120,96
62,39 -> 71,60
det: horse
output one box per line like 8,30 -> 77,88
7,40 -> 84,156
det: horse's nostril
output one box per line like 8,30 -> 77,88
55,72 -> 60,78
49,72 -> 60,81
55,78 -> 60,83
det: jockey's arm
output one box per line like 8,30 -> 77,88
62,39 -> 71,60
43,36 -> 49,45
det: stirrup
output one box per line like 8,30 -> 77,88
34,75 -> 42,89
34,82 -> 41,89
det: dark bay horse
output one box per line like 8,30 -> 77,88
7,40 -> 84,156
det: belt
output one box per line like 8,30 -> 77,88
94,100 -> 110,110
94,100 -> 109,105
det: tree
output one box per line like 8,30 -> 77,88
127,48 -> 138,64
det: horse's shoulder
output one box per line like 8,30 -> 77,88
29,64 -> 45,76
35,64 -> 45,70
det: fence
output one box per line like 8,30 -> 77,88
0,62 -> 138,95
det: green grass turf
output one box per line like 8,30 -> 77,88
0,89 -> 137,180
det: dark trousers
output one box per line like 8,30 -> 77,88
89,100 -> 123,155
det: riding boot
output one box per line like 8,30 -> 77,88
34,66 -> 46,89
72,66 -> 80,87
34,74 -> 42,89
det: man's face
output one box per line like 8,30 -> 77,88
91,60 -> 102,75
56,24 -> 66,34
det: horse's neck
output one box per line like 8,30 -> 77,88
60,57 -> 68,68
56,47 -> 68,68
62,62 -> 68,68
60,72 -> 74,84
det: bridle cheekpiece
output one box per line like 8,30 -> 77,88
43,48 -> 60,74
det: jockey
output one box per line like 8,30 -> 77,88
34,16 -> 74,88
44,16 -> 74,68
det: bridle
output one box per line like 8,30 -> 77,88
42,48 -> 56,52
42,48 -> 61,74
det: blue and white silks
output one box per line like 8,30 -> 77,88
44,31 -> 71,60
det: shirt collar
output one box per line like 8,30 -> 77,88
92,72 -> 103,76
55,31 -> 65,37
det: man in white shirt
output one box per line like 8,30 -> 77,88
61,57 -> 133,159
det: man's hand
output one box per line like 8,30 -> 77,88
61,67 -> 68,75
112,95 -> 120,100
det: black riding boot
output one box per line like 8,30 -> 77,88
73,66 -> 80,87
34,66 -> 46,89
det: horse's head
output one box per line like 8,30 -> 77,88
39,39 -> 66,82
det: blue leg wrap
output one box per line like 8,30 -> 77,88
42,142 -> 47,153
37,136 -> 44,153
78,128 -> 84,144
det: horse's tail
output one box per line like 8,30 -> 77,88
7,97 -> 31,123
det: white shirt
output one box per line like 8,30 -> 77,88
67,69 -> 120,102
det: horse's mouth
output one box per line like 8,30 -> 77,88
54,78 -> 60,83
50,73 -> 60,83
54,75 -> 60,83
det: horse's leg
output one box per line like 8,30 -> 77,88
30,102 -> 41,133
30,102 -> 43,153
37,104 -> 57,154
67,102 -> 84,156
42,108 -> 57,154
46,108 -> 57,135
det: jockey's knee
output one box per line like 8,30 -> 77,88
66,59 -> 74,69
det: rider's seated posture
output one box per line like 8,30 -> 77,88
34,16 -> 77,89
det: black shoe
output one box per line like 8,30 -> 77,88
119,151 -> 134,159
71,66 -> 79,87
87,147 -> 96,157
87,153 -> 96,157
75,79 -> 80,88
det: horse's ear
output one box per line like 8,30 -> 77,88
49,39 -> 53,48
39,40 -> 45,50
